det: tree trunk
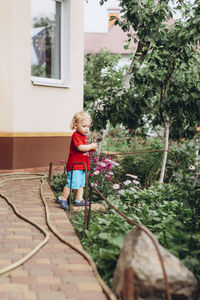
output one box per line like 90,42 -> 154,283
122,40 -> 151,90
159,122 -> 170,183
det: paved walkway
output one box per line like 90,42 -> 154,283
0,169 -> 108,300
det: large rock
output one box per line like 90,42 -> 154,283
113,227 -> 199,300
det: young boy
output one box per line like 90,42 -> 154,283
57,111 -> 98,210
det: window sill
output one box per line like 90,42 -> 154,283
31,77 -> 70,88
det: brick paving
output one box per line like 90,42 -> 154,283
0,169 -> 108,300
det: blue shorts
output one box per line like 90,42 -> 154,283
66,170 -> 86,189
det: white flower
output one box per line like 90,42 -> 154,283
105,171 -> 114,178
91,182 -> 98,187
189,165 -> 196,170
94,170 -> 100,175
105,159 -> 116,165
123,180 -> 132,186
105,174 -> 110,178
113,184 -> 120,190
126,174 -> 138,179
107,171 -> 114,176
133,180 -> 140,185
130,187 -> 136,192
99,162 -> 106,167
104,159 -> 112,163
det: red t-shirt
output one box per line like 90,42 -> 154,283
66,131 -> 90,171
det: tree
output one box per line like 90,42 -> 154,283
90,0 -> 200,182
84,49 -> 127,129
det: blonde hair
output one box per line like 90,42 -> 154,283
70,111 -> 92,130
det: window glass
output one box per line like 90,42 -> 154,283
31,0 -> 61,79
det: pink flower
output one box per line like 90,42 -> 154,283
93,157 -> 98,163
107,164 -> 112,170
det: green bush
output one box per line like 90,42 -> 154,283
50,139 -> 200,294
71,178 -> 200,288
115,151 -> 163,187
70,156 -> 200,290
71,208 -> 131,287
50,173 -> 66,198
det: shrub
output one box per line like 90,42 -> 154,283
50,173 -> 66,198
71,157 -> 200,288
50,140 -> 200,292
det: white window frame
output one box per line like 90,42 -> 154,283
31,0 -> 70,88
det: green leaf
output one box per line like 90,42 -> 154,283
99,232 -> 110,240
110,235 -> 124,248
99,248 -> 118,261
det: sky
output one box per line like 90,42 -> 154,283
84,0 -> 119,33
31,0 -> 193,33
31,0 -> 120,32
83,0 -> 187,32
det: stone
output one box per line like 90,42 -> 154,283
113,226 -> 199,300
72,203 -> 106,212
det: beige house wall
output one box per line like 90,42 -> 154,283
0,0 -> 84,134
0,0 -> 84,169
0,1 -> 13,132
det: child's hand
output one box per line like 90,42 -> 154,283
90,143 -> 98,151
77,143 -> 98,152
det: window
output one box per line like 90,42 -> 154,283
31,0 -> 70,87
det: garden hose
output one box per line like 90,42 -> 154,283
0,173 -> 50,276
0,173 -> 117,300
